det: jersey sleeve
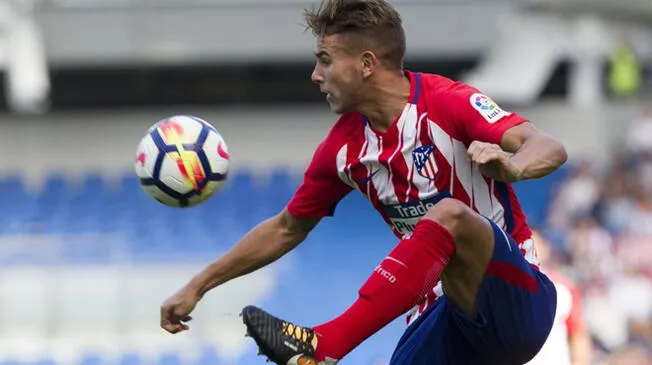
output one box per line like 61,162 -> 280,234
436,83 -> 528,145
286,140 -> 353,219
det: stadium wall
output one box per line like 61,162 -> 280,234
0,101 -> 643,186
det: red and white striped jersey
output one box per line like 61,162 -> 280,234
287,71 -> 537,322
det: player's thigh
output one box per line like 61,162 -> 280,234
449,220 -> 557,364
389,300 -> 476,365
423,198 -> 495,317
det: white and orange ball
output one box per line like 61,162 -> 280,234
134,115 -> 230,207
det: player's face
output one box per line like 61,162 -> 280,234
311,35 -> 366,114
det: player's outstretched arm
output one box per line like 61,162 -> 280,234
160,209 -> 320,334
192,208 -> 319,293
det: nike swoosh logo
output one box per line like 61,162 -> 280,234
359,169 -> 379,185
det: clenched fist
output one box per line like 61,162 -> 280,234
467,141 -> 522,183
160,286 -> 201,334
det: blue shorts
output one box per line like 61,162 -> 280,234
389,220 -> 557,365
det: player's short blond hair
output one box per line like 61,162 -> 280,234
304,0 -> 406,69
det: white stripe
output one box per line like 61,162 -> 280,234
385,256 -> 408,269
357,139 -> 370,197
402,109 -> 433,200
395,111 -> 410,202
402,106 -> 415,202
427,159 -> 437,176
488,179 -> 507,230
418,114 -> 437,193
492,190 -> 507,230
472,167 -> 496,222
450,138 -> 505,227
361,125 -> 398,203
336,144 -> 356,188
452,140 -> 473,200
425,121 -> 456,196
426,118 -> 454,166
387,112 -> 410,201
499,225 -> 512,252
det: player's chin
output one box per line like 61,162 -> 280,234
327,101 -> 344,114
328,99 -> 353,115
330,105 -> 346,114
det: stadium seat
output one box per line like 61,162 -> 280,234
0,167 -> 575,258
0,360 -> 22,365
156,352 -> 181,365
33,358 -> 56,365
196,347 -> 220,365
117,353 -> 140,365
78,353 -> 103,365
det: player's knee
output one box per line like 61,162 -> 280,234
423,198 -> 473,239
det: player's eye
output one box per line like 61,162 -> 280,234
317,56 -> 331,66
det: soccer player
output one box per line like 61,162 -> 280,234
159,1 -> 568,364
526,231 -> 593,365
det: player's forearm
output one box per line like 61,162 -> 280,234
510,133 -> 567,181
188,214 -> 307,297
569,332 -> 593,365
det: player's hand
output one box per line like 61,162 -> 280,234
160,286 -> 200,334
467,141 -> 522,182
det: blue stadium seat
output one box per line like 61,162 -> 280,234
0,175 -> 33,232
0,175 -> 27,202
196,347 -> 219,365
117,353 -> 141,365
0,163 -> 574,261
78,353 -> 103,365
33,358 -> 56,365
0,360 -> 22,365
156,352 -> 181,365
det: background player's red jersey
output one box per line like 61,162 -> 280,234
526,270 -> 586,365
287,71 -> 537,322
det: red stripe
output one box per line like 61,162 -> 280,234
485,260 -> 540,292
390,119 -> 411,203
405,117 -> 426,202
426,159 -> 437,178
505,183 -> 533,243
349,132 -> 384,209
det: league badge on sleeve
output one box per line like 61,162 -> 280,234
470,93 -> 511,123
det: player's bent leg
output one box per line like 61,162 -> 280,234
420,198 -> 495,317
418,199 -> 556,364
449,219 -> 557,364
403,198 -> 557,364
389,298 -> 477,365
386,199 -> 499,365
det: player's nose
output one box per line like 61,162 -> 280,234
311,66 -> 324,84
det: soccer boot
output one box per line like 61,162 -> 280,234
241,305 -> 337,365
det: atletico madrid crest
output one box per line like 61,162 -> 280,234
412,145 -> 438,180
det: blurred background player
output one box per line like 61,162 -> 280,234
526,229 -> 593,365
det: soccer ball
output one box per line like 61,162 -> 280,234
134,115 -> 230,207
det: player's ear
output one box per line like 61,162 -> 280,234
361,51 -> 378,79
